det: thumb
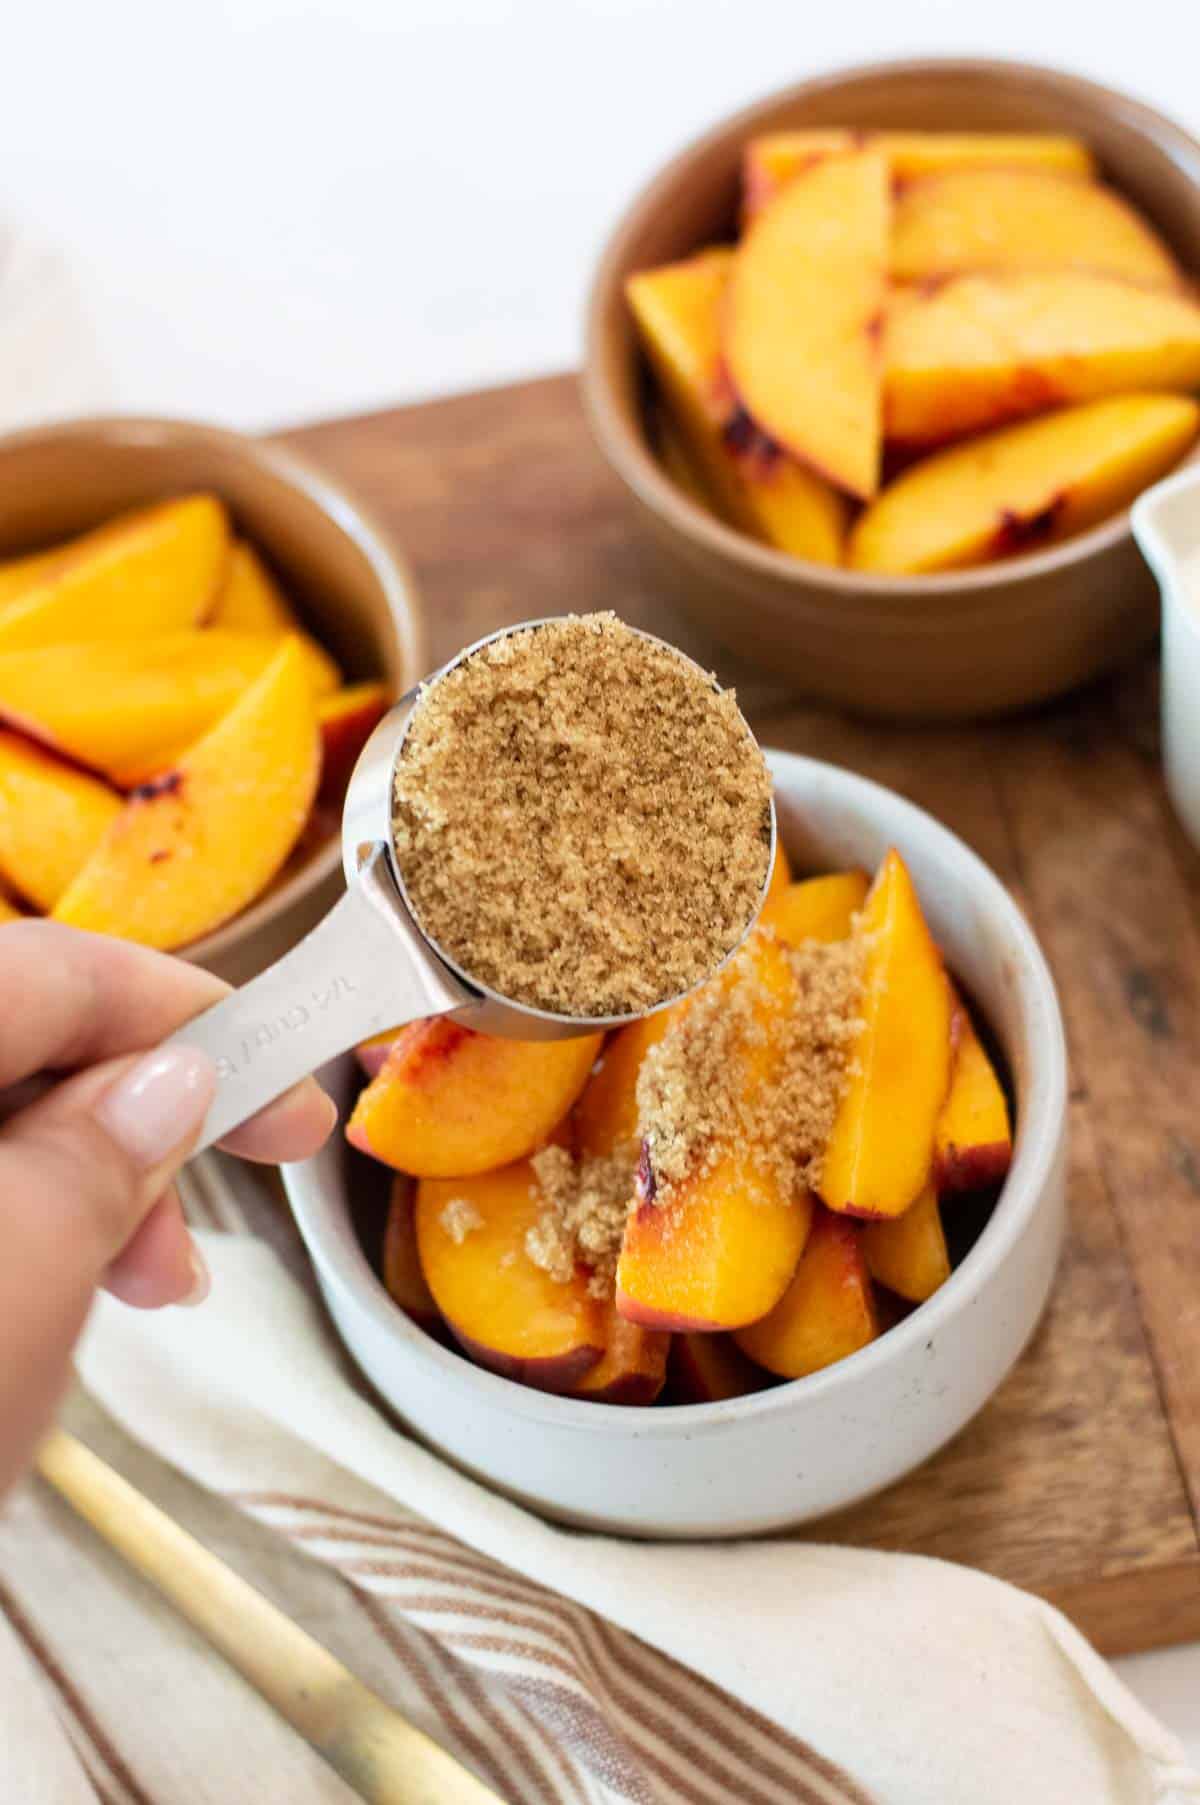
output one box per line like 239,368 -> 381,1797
0,1046 -> 214,1492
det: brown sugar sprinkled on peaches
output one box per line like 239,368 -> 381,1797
527,1143 -> 631,1298
391,612 -> 772,1017
439,1197 -> 484,1245
637,931 -> 864,1217
523,925 -> 863,1300
365,855 -> 1015,1397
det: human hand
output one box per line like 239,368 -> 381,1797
0,920 -> 335,1492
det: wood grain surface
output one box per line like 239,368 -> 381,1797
284,375 -> 1200,1659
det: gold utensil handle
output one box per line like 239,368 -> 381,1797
35,1429 -> 505,1805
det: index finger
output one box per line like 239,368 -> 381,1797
0,921 -> 337,1162
0,921 -> 228,1086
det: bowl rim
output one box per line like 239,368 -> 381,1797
284,745 -> 1069,1437
0,413 -> 429,962
582,54 -> 1200,603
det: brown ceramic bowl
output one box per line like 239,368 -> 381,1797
584,58 -> 1200,718
0,417 -> 425,981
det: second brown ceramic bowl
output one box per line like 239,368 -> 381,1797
0,417 -> 426,982
584,58 -> 1200,718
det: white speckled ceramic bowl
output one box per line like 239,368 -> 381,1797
282,749 -> 1068,1538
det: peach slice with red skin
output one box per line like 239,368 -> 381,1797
741,130 -> 1095,222
759,870 -> 868,945
348,1019 -> 602,1178
890,167 -> 1181,289
627,250 -> 847,560
0,495 -> 229,651
52,637 -> 319,950
575,1304 -> 669,1405
819,848 -> 954,1220
382,1176 -> 441,1334
884,273 -> 1200,447
0,631 -> 280,787
935,1003 -> 1013,1194
318,681 -> 391,803
617,1151 -> 813,1332
615,932 -> 814,1331
667,1332 -> 770,1405
415,1162 -> 605,1392
0,730 -> 122,910
862,1182 -> 951,1304
848,394 -> 1200,576
735,1207 -> 878,1379
724,149 -> 890,500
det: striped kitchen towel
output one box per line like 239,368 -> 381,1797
1,1156 -> 1195,1805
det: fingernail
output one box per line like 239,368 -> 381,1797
96,1047 -> 216,1168
176,1239 -> 211,1309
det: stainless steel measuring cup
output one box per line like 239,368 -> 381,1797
167,619 -> 776,1151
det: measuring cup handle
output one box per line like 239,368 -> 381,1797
167,844 -> 472,1153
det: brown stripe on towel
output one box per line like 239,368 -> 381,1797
233,1490 -> 872,1805
0,1575 -> 145,1805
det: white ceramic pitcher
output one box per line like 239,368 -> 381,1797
1132,465 -> 1200,850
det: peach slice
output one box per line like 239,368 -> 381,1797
742,130 -> 1095,220
735,1206 -> 878,1379
765,839 -> 792,902
760,870 -> 868,945
0,631 -> 280,786
53,637 -> 319,950
617,1148 -> 813,1332
849,394 -> 1200,575
862,1182 -> 951,1303
891,167 -> 1180,288
0,730 -> 121,910
615,933 -> 813,1331
574,1013 -> 671,1159
210,539 -> 341,697
820,849 -> 953,1220
0,496 -> 229,651
0,541 -> 71,609
936,1004 -> 1013,1194
667,1332 -> 770,1404
415,1163 -> 605,1391
885,273 -> 1200,446
348,1020 -> 603,1178
724,149 -> 890,499
575,1303 -> 669,1405
626,250 -> 846,560
318,681 -> 391,802
382,1176 -> 441,1333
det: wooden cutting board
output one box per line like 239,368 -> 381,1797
284,374 -> 1200,1660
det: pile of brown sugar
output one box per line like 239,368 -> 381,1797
637,932 -> 864,1211
524,926 -> 865,1295
391,613 -> 772,1017
526,1143 -> 632,1297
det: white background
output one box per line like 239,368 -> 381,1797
3,0 -> 1200,1762
3,0 -> 1200,427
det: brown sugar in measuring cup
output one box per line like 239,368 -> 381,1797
162,613 -> 776,1150
392,613 -> 772,1017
